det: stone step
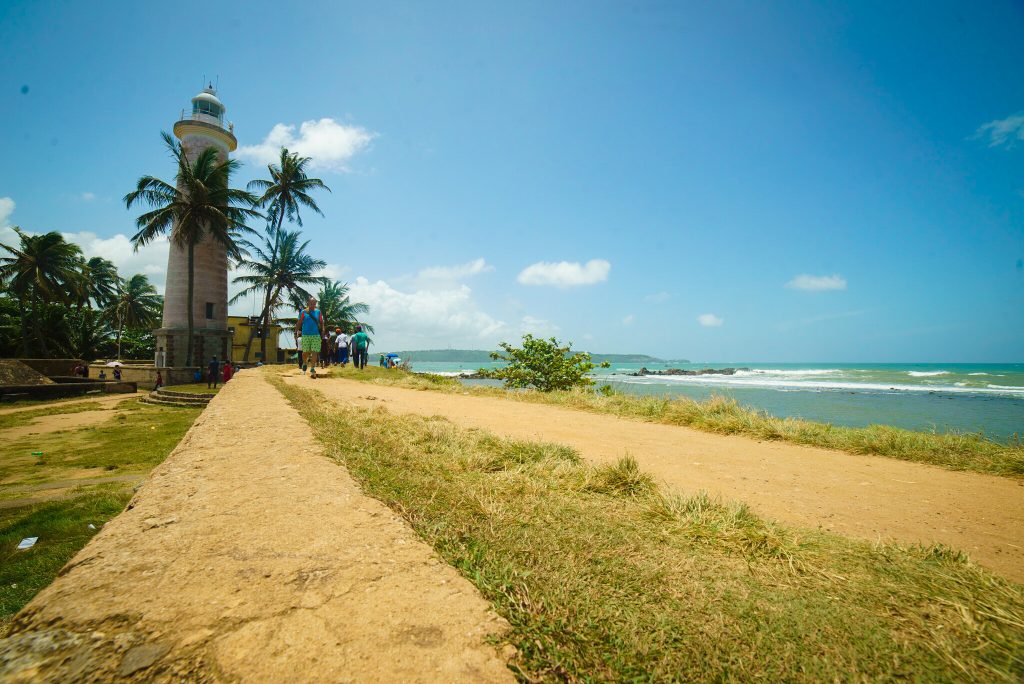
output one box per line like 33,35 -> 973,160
141,394 -> 209,408
158,389 -> 216,400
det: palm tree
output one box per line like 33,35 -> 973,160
58,308 -> 113,361
76,256 -> 120,310
245,149 -> 330,362
231,229 -> 325,362
110,274 -> 162,359
317,280 -> 373,335
124,132 -> 260,366
0,228 -> 83,356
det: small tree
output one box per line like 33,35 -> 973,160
483,334 -> 608,392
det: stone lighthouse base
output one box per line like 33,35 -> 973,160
155,327 -> 231,369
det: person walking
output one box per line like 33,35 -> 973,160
208,355 -> 220,389
334,327 -> 349,366
351,325 -> 370,370
223,360 -> 233,383
296,297 -> 326,378
154,371 -> 163,391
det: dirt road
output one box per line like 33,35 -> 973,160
295,376 -> 1024,582
0,370 -> 512,682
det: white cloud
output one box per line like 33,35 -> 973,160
237,118 -> 376,172
644,291 -> 671,303
517,259 -> 611,287
0,197 -> 14,227
975,113 -> 1024,147
698,313 -> 723,327
80,192 -> 96,202
61,231 -> 170,294
347,276 -> 507,349
622,314 -> 635,325
315,263 -> 350,282
520,315 -> 559,337
418,257 -> 492,284
785,274 -> 847,291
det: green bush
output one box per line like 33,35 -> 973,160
481,334 -> 608,392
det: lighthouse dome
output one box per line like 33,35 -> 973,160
191,85 -> 226,122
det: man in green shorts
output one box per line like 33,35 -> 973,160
296,297 -> 326,377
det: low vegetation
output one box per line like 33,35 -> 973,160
481,334 -> 609,391
0,397 -> 200,627
324,366 -> 1024,477
275,377 -> 1024,682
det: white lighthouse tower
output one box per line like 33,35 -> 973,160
154,85 -> 237,368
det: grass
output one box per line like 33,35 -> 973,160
163,382 -> 221,395
0,487 -> 131,625
320,365 -> 1024,477
0,398 -> 130,432
274,376 -> 1024,682
0,400 -> 201,628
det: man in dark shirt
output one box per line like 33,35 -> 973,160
208,356 -> 220,389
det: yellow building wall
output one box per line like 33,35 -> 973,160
227,316 -> 283,365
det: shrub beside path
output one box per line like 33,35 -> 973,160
293,376 -> 1024,583
0,369 -> 512,682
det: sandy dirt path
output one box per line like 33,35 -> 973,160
295,377 -> 1024,582
0,370 -> 512,682
0,392 -> 143,416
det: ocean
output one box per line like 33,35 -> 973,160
408,361 -> 1024,442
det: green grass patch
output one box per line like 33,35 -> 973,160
275,376 -> 1024,682
0,487 -> 131,628
162,383 -> 220,395
0,402 -> 200,628
318,366 -> 1024,477
0,402 -> 200,486
0,398 -> 135,432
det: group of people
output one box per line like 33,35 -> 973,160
190,356 -> 235,389
296,297 -> 370,378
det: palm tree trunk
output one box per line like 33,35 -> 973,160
116,317 -> 123,360
31,290 -> 49,357
17,297 -> 29,357
259,211 -> 287,363
186,240 -> 195,367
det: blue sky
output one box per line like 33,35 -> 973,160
1,0 -> 1021,361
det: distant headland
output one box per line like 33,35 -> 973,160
394,349 -> 687,364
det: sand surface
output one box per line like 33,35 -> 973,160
294,375 -> 1024,582
0,392 -> 142,416
0,370 -> 512,682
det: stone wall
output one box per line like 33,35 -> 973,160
88,364 -> 199,388
0,381 -> 136,402
18,359 -> 85,377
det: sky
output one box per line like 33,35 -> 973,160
1,0 -> 1022,361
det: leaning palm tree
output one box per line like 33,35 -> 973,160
124,132 -> 260,366
231,229 -> 325,362
244,149 -> 330,361
75,256 -> 120,310
0,228 -> 83,356
317,280 -> 373,335
109,273 -> 162,359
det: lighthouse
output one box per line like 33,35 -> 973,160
154,85 -> 237,368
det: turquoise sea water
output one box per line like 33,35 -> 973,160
409,361 -> 1024,442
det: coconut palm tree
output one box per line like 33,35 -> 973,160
231,229 -> 325,362
317,280 -> 373,334
244,149 -> 330,361
109,273 -> 162,359
0,228 -> 83,356
58,308 -> 113,361
76,256 -> 120,310
124,132 -> 260,366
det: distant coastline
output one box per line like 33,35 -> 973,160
394,349 -> 685,364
